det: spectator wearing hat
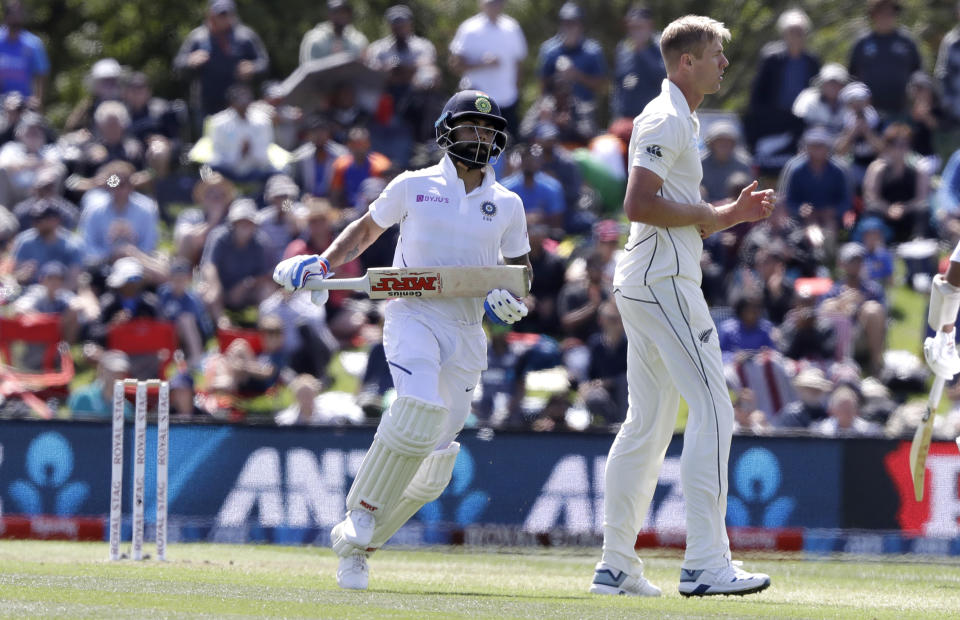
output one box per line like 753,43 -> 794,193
258,173 -> 303,265
288,115 -> 348,200
778,126 -> 852,236
173,0 -> 269,128
173,171 -> 236,265
78,160 -> 159,266
199,198 -> 274,322
849,0 -> 921,120
122,72 -> 184,154
538,2 -> 607,104
610,5 -> 665,120
67,350 -> 132,420
502,143 -> 565,231
64,57 -> 123,132
855,216 -> 894,287
328,126 -> 390,210
792,63 -> 850,136
449,0 -> 528,137
744,8 -> 819,177
700,120 -> 754,204
812,384 -> 882,437
11,199 -> 82,287
300,0 -> 368,64
0,110 -> 59,207
835,81 -> 887,194
862,123 -> 930,244
11,260 -> 81,343
158,258 -> 213,369
91,256 -> 159,339
775,367 -> 832,428
821,242 -> 887,376
0,1 -> 48,103
209,83 -> 277,183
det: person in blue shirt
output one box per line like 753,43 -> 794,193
158,258 -> 214,369
854,215 -> 893,287
11,199 -> 83,286
537,2 -> 607,103
0,1 -> 49,102
67,350 -> 133,420
611,5 -> 665,120
718,293 -> 778,364
779,126 -> 852,235
501,143 -> 565,231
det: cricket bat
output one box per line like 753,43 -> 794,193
909,374 -> 946,502
303,265 -> 530,300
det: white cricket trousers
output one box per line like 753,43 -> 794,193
603,276 -> 733,574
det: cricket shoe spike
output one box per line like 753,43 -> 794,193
336,550 -> 370,590
589,562 -> 661,597
678,560 -> 770,596
340,509 -> 376,547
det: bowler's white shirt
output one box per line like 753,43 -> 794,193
449,13 -> 527,107
614,79 -> 704,288
369,154 -> 530,324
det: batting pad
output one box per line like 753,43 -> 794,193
928,274 -> 960,331
346,396 -> 447,516
368,442 -> 460,550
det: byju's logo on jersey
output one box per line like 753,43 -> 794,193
480,201 -> 497,221
416,193 -> 450,204
646,145 -> 663,158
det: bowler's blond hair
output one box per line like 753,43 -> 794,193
660,15 -> 731,72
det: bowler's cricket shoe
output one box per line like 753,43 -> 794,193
589,562 -> 662,597
336,551 -> 369,590
678,561 -> 770,596
340,509 -> 375,547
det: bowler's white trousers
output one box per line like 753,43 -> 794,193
603,277 -> 733,573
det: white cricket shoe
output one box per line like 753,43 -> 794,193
336,551 -> 369,590
924,331 -> 960,379
339,509 -> 376,547
678,560 -> 770,596
589,562 -> 661,597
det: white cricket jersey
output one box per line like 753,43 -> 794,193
613,79 -> 705,288
449,13 -> 528,107
368,154 -> 530,324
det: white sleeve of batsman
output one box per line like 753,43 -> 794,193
928,273 -> 960,331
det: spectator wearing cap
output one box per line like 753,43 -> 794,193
92,256 -> 159,340
778,126 -> 852,234
610,5 -> 665,120
123,72 -> 183,153
208,83 -> 277,183
0,110 -> 59,207
744,8 -> 819,177
64,57 -> 123,133
792,63 -> 850,136
700,120 -> 754,204
538,2 -> 607,103
258,173 -> 302,265
300,0 -> 368,64
502,143 -> 565,231
328,126 -> 390,210
449,0 -> 528,137
288,114 -> 348,199
531,122 -> 584,225
775,367 -> 832,428
11,199 -> 82,287
862,122 -> 930,244
67,350 -> 133,419
366,5 -> 438,91
78,160 -> 159,266
849,0 -> 921,120
173,0 -> 270,127
835,81 -> 885,193
12,166 -> 79,231
821,241 -> 887,376
0,1 -> 48,103
812,384 -> 882,437
11,260 -> 81,342
158,258 -> 213,369
199,198 -> 274,322
935,2 -> 960,125
174,171 -> 236,265
854,216 -> 894,287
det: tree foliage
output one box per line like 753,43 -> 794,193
20,0 -> 960,129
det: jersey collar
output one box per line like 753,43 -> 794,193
440,154 -> 496,194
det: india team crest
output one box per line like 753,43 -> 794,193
475,95 -> 492,114
480,201 -> 497,218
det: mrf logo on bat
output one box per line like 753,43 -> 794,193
370,273 -> 441,297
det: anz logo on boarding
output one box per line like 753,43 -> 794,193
480,201 -> 497,222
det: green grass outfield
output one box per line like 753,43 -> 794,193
1,542 -> 959,619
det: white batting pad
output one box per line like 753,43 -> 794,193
368,442 -> 460,550
928,274 -> 960,331
346,397 -> 447,517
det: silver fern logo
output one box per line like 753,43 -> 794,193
697,327 -> 713,344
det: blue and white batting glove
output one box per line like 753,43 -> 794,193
273,254 -> 331,292
484,288 -> 528,325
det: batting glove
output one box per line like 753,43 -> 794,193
484,288 -> 528,325
923,330 -> 960,379
273,254 -> 331,292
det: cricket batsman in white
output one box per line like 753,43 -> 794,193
923,245 -> 960,397
274,90 -> 532,590
591,16 -> 774,597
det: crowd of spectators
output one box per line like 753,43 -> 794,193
3,0 -> 960,441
